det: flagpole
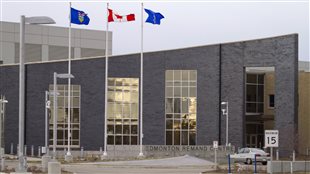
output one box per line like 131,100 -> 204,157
103,2 -> 109,157
138,2 -> 144,157
65,1 -> 73,161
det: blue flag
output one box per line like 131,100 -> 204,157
144,9 -> 164,25
71,7 -> 90,25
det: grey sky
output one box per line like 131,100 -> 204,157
1,1 -> 309,61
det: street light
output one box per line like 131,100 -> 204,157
43,91 -> 59,157
52,73 -> 74,160
18,15 -> 55,172
221,102 -> 229,146
0,96 -> 8,171
0,97 -> 8,151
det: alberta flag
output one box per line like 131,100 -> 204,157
144,8 -> 164,25
71,7 -> 90,25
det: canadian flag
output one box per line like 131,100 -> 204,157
108,9 -> 135,22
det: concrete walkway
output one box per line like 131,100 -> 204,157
63,155 -> 216,174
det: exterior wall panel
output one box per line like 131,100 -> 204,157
0,34 -> 298,155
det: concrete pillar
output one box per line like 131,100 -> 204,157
42,155 -> 51,172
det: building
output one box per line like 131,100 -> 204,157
245,61 -> 310,155
1,34 -> 308,157
0,21 -> 112,64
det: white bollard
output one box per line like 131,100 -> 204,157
290,161 -> 293,174
214,148 -> 217,165
292,150 -> 295,161
100,147 -> 102,154
16,144 -> 19,155
276,149 -> 279,160
10,143 -> 13,155
38,146 -> 41,157
31,145 -> 34,157
80,147 -> 84,159
24,145 -> 27,156
0,156 -> 5,171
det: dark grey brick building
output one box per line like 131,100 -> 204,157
0,34 -> 298,156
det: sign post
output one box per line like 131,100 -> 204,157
265,130 -> 279,174
213,141 -> 218,165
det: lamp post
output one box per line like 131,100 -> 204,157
18,15 -> 55,172
44,91 -> 50,156
44,91 -> 59,157
52,73 -> 74,160
221,102 -> 229,146
0,96 -> 8,153
0,96 -> 8,171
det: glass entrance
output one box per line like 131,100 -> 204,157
245,123 -> 264,148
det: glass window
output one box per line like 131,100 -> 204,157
269,94 -> 275,108
182,131 -> 188,145
257,74 -> 264,84
166,70 -> 173,81
246,74 -> 264,114
166,98 -> 173,113
182,71 -> 189,81
166,120 -> 173,129
166,131 -> 172,145
49,85 -> 80,148
174,70 -> 181,81
106,78 -> 140,145
174,87 -> 181,97
165,70 -> 197,145
246,74 -> 257,83
181,98 -> 188,113
181,87 -> 188,97
166,87 -> 173,97
189,70 -> 197,81
174,130 -> 180,145
189,131 -> 196,145
174,98 -> 181,113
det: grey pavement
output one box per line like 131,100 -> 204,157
62,155 -> 216,174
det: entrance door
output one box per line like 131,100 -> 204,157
245,122 -> 264,148
246,134 -> 257,147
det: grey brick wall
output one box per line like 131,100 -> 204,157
0,34 -> 298,156
220,34 -> 298,155
142,45 -> 220,145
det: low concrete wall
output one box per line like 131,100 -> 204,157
51,145 -> 234,163
267,161 -> 310,173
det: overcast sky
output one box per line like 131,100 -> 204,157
1,0 -> 309,61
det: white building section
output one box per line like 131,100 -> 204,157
0,21 -> 112,64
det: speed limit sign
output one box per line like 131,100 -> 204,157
265,130 -> 279,147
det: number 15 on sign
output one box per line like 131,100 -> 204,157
265,130 -> 279,147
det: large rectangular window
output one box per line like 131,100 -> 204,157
107,78 -> 139,145
246,74 -> 264,114
165,70 -> 197,145
49,85 -> 81,147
